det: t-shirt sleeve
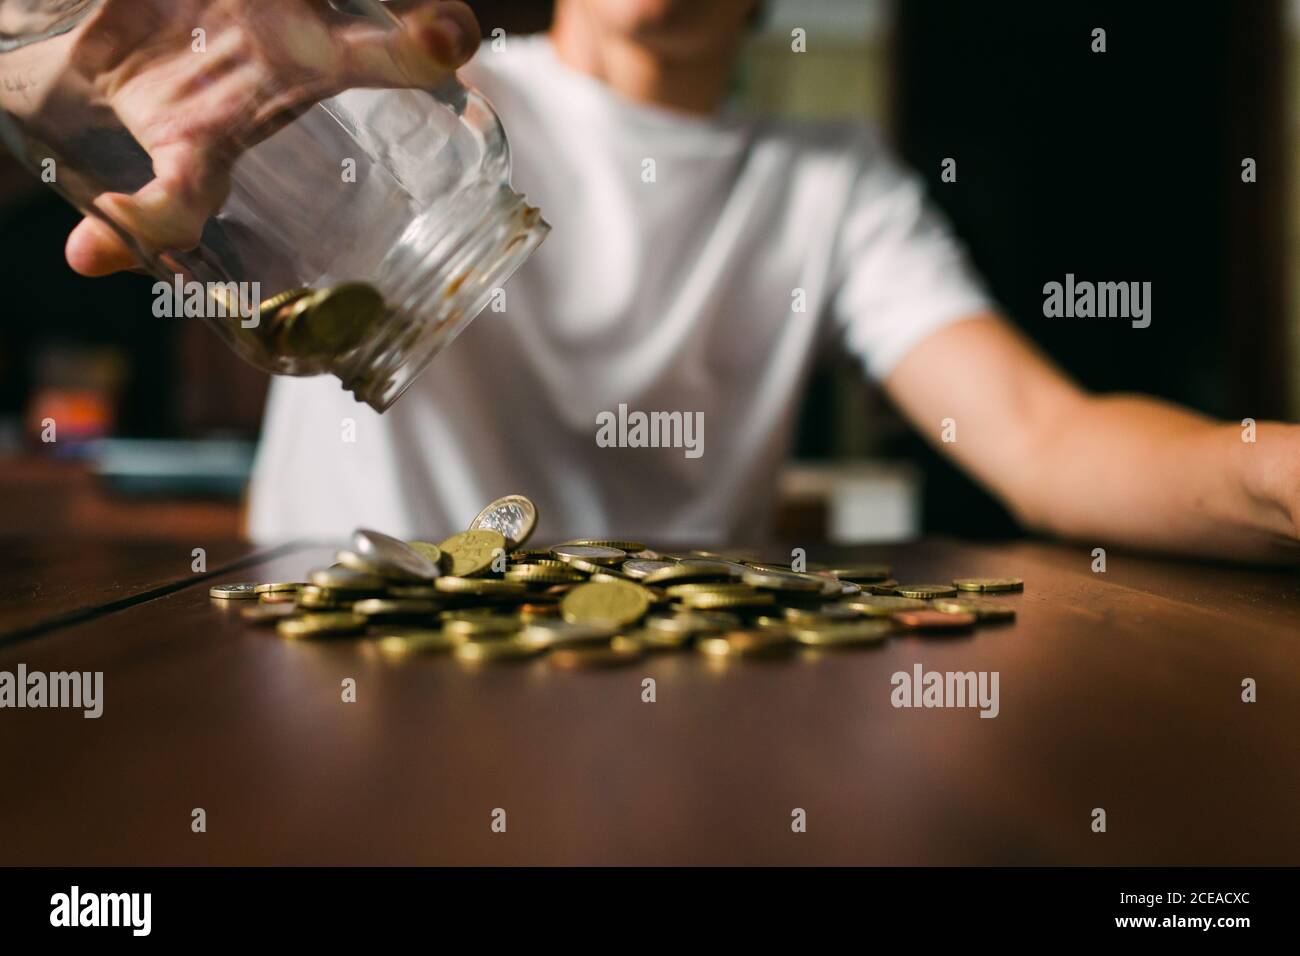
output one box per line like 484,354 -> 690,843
828,129 -> 996,381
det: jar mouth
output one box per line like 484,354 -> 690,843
331,180 -> 549,412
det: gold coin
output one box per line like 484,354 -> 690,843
351,598 -> 441,620
894,583 -> 959,600
277,612 -> 366,639
741,568 -> 825,593
677,589 -> 774,610
443,616 -> 520,640
282,282 -> 385,357
504,565 -> 584,585
839,595 -> 929,616
642,560 -> 740,586
552,544 -> 627,566
407,541 -> 446,572
621,559 -> 676,579
371,628 -> 459,659
259,591 -> 300,605
437,529 -> 506,577
454,635 -> 544,663
932,597 -> 1017,621
860,580 -> 900,595
550,636 -> 644,670
791,620 -> 894,648
558,539 -> 646,553
561,580 -> 651,628
469,495 -> 539,549
953,577 -> 1024,593
308,567 -> 386,592
257,286 -> 313,325
253,582 -> 304,594
697,629 -> 792,658
435,576 -> 527,599
209,583 -> 259,600
240,603 -> 300,625
782,603 -> 862,623
520,620 -> 619,649
822,564 -> 892,582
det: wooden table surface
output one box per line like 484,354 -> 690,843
1,536 -> 1297,865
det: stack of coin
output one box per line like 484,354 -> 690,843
209,494 -> 1023,666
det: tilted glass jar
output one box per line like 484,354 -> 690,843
0,0 -> 548,411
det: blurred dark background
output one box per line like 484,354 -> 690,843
0,0 -> 1292,541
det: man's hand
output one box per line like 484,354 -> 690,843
885,314 -> 1300,563
45,0 -> 479,276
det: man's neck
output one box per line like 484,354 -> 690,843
547,6 -> 737,116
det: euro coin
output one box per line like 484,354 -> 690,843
308,567 -> 387,592
282,282 -> 384,357
435,576 -> 527,599
697,629 -> 792,659
407,541 -> 446,571
253,582 -> 304,594
351,598 -> 441,621
677,588 -> 774,610
443,616 -> 521,640
453,635 -> 543,663
642,560 -> 741,586
277,612 -> 366,639
741,568 -> 825,593
469,495 -> 538,549
791,620 -> 894,647
240,603 -> 300,625
521,619 -> 620,649
258,286 -> 313,324
894,610 -> 977,631
504,565 -> 584,585
550,636 -> 644,670
821,564 -> 893,582
558,539 -> 646,553
552,544 -> 626,566
437,529 -> 506,577
371,628 -> 459,659
840,595 -> 929,616
621,559 -> 676,579
932,597 -> 1017,621
895,584 -> 959,600
209,583 -> 259,600
953,577 -> 1024,593
561,580 -> 651,628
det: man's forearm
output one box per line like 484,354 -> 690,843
1016,394 -> 1299,563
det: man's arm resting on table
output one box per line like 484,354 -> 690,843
883,312 -> 1300,563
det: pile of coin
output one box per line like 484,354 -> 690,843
255,282 -> 387,359
209,494 -> 1024,668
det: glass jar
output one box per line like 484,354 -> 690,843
0,0 -> 549,411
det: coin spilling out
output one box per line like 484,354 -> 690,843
215,494 -> 1023,665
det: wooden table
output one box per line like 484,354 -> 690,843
1,536 -> 1297,865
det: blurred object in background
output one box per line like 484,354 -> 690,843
26,344 -> 126,454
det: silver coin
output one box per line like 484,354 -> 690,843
209,582 -> 259,600
352,528 -> 439,581
551,544 -> 626,564
741,568 -> 825,592
469,495 -> 538,549
620,559 -> 676,579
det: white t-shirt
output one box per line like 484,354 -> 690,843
247,35 -> 991,544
